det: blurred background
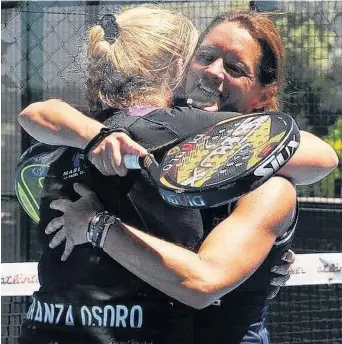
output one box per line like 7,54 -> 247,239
1,1 -> 341,343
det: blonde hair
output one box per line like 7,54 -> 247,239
86,5 -> 198,112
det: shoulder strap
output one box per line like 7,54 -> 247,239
102,109 -> 141,130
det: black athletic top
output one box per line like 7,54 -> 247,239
194,204 -> 298,343
20,107 -> 297,344
36,107 -> 240,294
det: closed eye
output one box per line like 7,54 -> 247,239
224,64 -> 247,77
194,53 -> 216,65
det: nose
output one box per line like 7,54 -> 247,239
204,58 -> 225,82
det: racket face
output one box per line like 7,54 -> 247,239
14,144 -> 65,223
15,163 -> 49,223
157,112 -> 300,208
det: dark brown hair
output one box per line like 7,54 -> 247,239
196,10 -> 285,111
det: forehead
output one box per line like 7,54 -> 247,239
201,21 -> 261,64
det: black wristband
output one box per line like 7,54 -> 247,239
81,127 -> 132,161
87,210 -> 119,249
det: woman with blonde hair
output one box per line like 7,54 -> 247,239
86,6 -> 197,112
19,6 -> 338,344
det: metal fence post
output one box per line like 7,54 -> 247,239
20,1 -> 44,261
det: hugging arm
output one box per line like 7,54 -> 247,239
18,99 -> 103,149
18,99 -> 147,176
47,177 -> 296,309
19,99 -> 338,184
277,130 -> 338,185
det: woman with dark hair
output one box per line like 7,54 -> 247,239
19,7 -> 337,344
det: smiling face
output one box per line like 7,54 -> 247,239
185,21 -> 267,114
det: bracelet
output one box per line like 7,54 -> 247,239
87,210 -> 103,244
87,211 -> 119,249
81,127 -> 132,161
99,214 -> 117,249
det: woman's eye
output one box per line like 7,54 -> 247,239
225,64 -> 246,77
195,54 -> 215,65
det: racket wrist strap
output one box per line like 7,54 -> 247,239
87,210 -> 120,249
82,127 -> 131,161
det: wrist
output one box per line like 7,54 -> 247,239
87,211 -> 119,249
81,127 -> 132,161
78,122 -> 106,150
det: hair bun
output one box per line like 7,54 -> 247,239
99,14 -> 120,44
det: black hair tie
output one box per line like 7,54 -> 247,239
99,14 -> 120,44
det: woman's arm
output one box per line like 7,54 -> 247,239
18,99 -> 103,149
48,177 -> 296,309
19,99 -> 338,184
19,99 -> 147,176
278,130 -> 338,185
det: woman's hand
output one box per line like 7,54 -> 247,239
88,132 -> 147,176
268,249 -> 296,299
46,183 -> 104,261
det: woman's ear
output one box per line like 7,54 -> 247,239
255,85 -> 277,110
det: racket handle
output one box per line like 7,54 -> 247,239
123,154 -> 143,169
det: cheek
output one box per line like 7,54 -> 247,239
186,65 -> 203,89
221,77 -> 258,112
235,87 -> 261,113
222,75 -> 246,97
189,63 -> 203,79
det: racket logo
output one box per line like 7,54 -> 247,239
161,115 -> 278,188
254,137 -> 299,177
159,189 -> 206,207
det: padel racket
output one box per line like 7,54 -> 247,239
14,144 -> 66,223
15,112 -> 300,220
124,112 -> 300,208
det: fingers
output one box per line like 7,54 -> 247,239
117,133 -> 147,157
271,263 -> 292,276
88,132 -> 147,177
49,228 -> 66,249
50,199 -> 72,213
61,241 -> 74,262
270,274 -> 290,287
73,183 -> 95,197
45,216 -> 64,235
107,138 -> 127,177
281,249 -> 295,263
88,132 -> 147,176
267,286 -> 280,300
89,137 -> 123,176
94,160 -> 110,176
